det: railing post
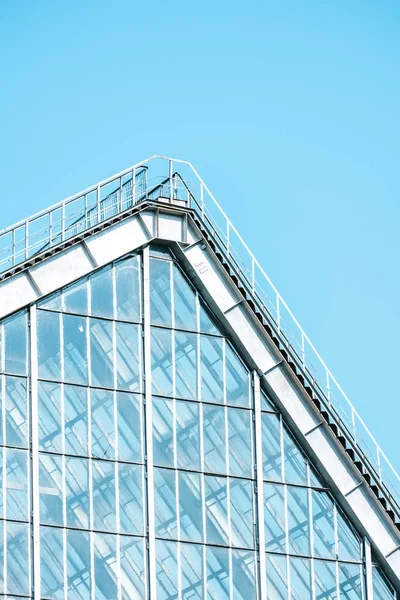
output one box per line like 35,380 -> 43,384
119,176 -> 122,212
200,183 -> 204,220
97,185 -> 101,224
169,159 -> 173,203
227,221 -> 230,256
132,167 -> 136,205
277,294 -> 281,334
251,257 -> 255,293
25,219 -> 29,259
301,331 -> 305,368
377,447 -> 383,484
326,371 -> 331,406
12,228 -> 16,267
61,204 -> 65,242
351,407 -> 357,443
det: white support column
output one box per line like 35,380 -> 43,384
143,246 -> 157,598
30,305 -> 41,600
364,537 -> 374,600
254,372 -> 267,600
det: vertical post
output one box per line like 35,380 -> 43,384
200,183 -> 204,220
169,159 -> 173,203
351,408 -> 357,443
376,448 -> 382,484
25,219 -> 29,259
326,371 -> 331,406
30,305 -> 41,600
61,203 -> 65,242
97,185 -> 101,224
119,177 -> 123,213
226,221 -> 230,256
301,332 -> 305,368
254,373 -> 267,600
251,258 -> 255,294
143,246 -> 157,598
132,167 -> 136,206
276,294 -> 281,334
364,537 -> 374,600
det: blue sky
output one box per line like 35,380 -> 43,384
1,1 -> 400,472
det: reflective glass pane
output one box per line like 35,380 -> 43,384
179,470 -> 202,543
38,381 -> 62,453
205,475 -> 228,546
176,400 -> 200,471
200,335 -> 223,403
266,553 -> 287,600
287,486 -> 310,556
290,556 -> 312,600
90,266 -> 114,319
175,330 -> 197,400
5,375 -> 28,448
120,536 -> 146,600
154,467 -> 177,539
67,529 -> 91,599
153,397 -> 174,468
264,483 -> 286,553
313,491 -> 335,559
119,463 -> 144,535
63,314 -> 88,385
199,302 -> 219,335
41,526 -> 64,599
337,510 -> 361,562
262,412 -> 283,482
261,388 -> 277,412
116,322 -> 140,391
373,566 -> 395,600
203,404 -> 226,475
64,278 -> 88,315
115,256 -> 141,322
156,539 -> 178,600
90,318 -> 113,389
230,478 -> 254,548
314,559 -> 338,600
339,563 -> 363,600
232,550 -> 256,600
6,448 -> 28,521
181,542 -> 203,599
6,521 -> 30,596
4,312 -> 27,376
64,384 -> 88,456
92,459 -> 116,532
283,426 -> 307,485
39,453 -> 63,525
228,407 -> 252,478
38,309 -> 61,381
173,265 -> 197,331
117,392 -> 142,463
91,388 -> 115,460
150,258 -> 172,327
66,456 -> 89,528
206,545 -> 230,600
225,342 -> 250,407
151,328 -> 173,397
93,532 -> 117,600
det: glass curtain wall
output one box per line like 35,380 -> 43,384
0,246 -> 397,600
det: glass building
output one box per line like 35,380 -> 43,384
0,156 -> 398,599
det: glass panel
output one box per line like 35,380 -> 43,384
6,521 -> 30,596
92,459 -> 116,532
175,330 -> 197,400
314,559 -> 337,600
93,532 -> 117,600
232,549 -> 256,600
91,388 -> 115,460
203,404 -> 226,475
283,426 -> 308,485
41,526 -> 64,599
66,456 -> 89,528
38,381 -> 62,453
39,453 -> 63,525
4,312 -> 27,376
39,290 -> 62,311
67,529 -> 91,599
339,563 -> 363,600
225,342 -> 250,407
181,542 -> 203,600
38,309 -> 61,380
261,388 -> 277,412
153,397 -> 174,468
6,448 -> 28,521
64,278 -> 88,315
90,318 -> 113,389
151,328 -> 173,397
173,264 -> 197,331
154,467 -> 177,539
116,322 -> 140,391
287,485 -> 310,556
373,566 -> 395,600
5,375 -> 28,448
115,256 -> 141,322
120,536 -> 146,600
230,478 -> 254,548
201,335 -> 223,403
290,556 -> 312,600
150,258 -> 172,327
176,400 -> 200,471
63,314 -> 88,385
64,384 -> 88,456
179,470 -> 202,543
205,475 -> 228,546
119,462 -> 144,535
206,545 -> 230,600
313,491 -> 335,559
262,412 -> 283,482
266,553 -> 288,600
117,392 -> 142,463
199,302 -> 219,335
228,407 -> 252,478
156,539 -> 178,600
90,266 -> 114,318
264,483 -> 286,553
337,509 -> 361,562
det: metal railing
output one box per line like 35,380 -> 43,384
0,155 -> 399,517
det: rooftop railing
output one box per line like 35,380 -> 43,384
1,155 -> 399,519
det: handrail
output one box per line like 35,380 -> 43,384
0,155 -> 399,518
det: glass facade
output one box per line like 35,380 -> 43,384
0,247 -> 397,599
